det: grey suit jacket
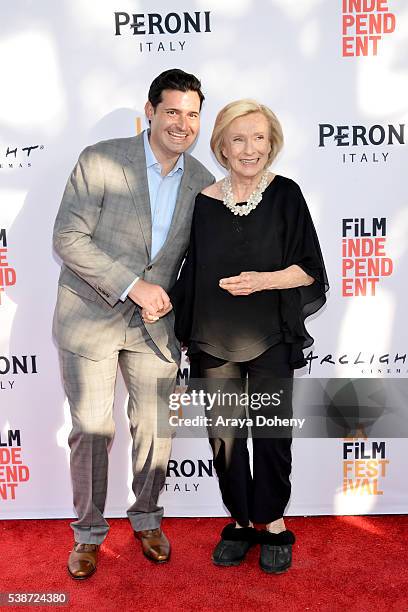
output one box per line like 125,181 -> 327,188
53,132 -> 214,362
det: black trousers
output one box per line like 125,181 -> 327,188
196,343 -> 293,527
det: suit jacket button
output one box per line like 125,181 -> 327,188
146,264 -> 152,271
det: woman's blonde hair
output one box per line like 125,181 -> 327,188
210,99 -> 283,169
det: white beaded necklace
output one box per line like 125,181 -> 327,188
221,170 -> 269,216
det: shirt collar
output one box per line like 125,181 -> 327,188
143,129 -> 184,176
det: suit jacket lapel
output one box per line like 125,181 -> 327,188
122,134 -> 152,257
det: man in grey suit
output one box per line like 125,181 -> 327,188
53,69 -> 213,579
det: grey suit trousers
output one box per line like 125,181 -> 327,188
60,311 -> 177,544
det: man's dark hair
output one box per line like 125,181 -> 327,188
148,68 -> 204,110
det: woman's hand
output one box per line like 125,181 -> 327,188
219,266 -> 314,294
219,271 -> 268,296
141,303 -> 173,323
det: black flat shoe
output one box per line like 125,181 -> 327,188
259,529 -> 295,574
212,523 -> 258,567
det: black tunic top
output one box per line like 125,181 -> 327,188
171,175 -> 329,369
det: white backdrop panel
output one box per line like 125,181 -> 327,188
0,0 -> 407,519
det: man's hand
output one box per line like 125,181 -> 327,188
219,271 -> 267,296
128,279 -> 171,313
141,303 -> 173,324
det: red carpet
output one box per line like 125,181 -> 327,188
0,516 -> 407,612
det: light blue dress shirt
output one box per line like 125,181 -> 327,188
144,129 -> 184,259
120,129 -> 184,301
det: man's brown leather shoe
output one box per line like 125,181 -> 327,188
67,543 -> 99,580
134,528 -> 170,563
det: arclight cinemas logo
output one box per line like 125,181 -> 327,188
305,350 -> 406,375
318,123 -> 405,164
342,0 -> 396,57
342,217 -> 393,296
114,11 -> 211,53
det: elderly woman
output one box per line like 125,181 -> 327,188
144,100 -> 328,573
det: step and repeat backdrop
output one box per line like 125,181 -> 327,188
1,0 -> 407,519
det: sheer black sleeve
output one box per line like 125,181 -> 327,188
279,181 -> 329,365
